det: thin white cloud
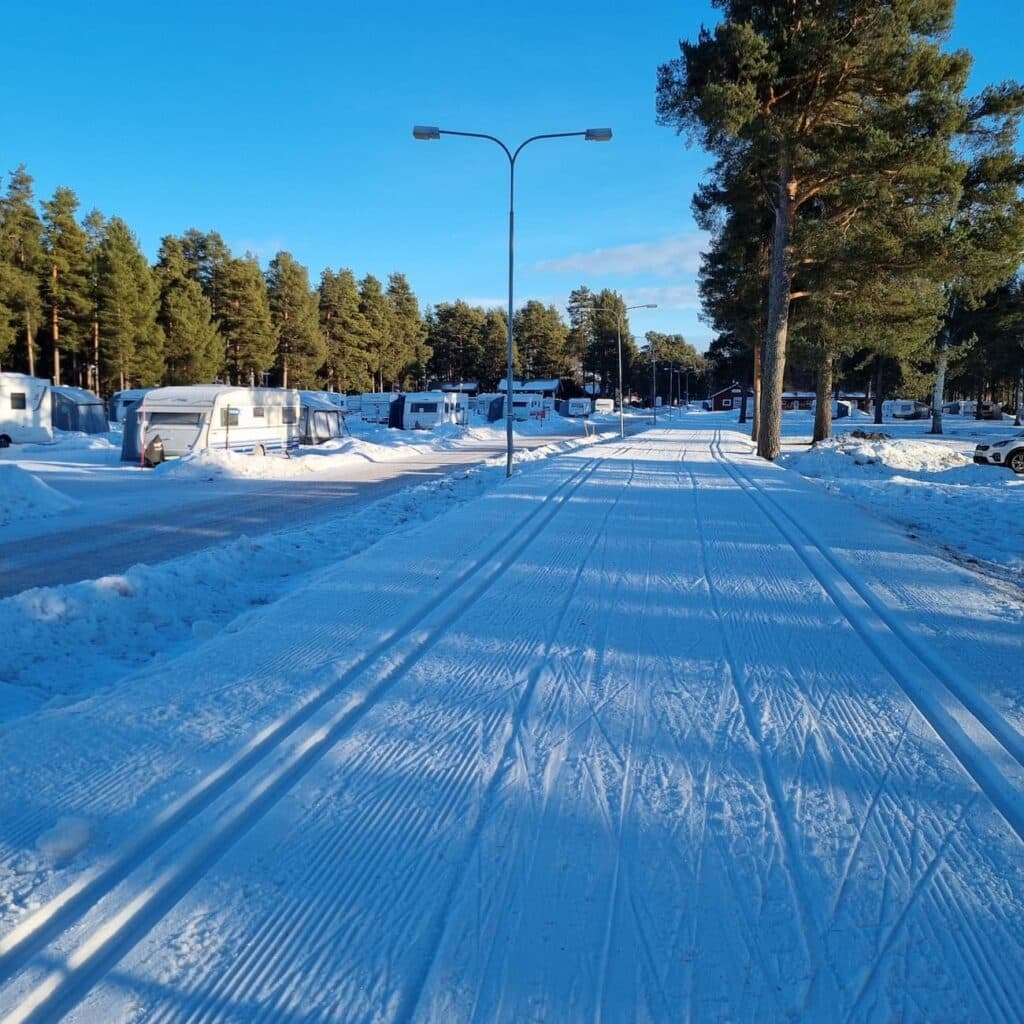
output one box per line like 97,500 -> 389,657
534,234 -> 708,278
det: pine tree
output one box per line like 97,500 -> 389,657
97,218 -> 162,391
220,256 -> 276,385
566,285 -> 594,389
658,0 -> 970,458
513,301 -> 568,380
318,268 -> 373,393
479,309 -> 509,390
425,302 -> 487,384
387,272 -> 429,389
180,229 -> 232,319
0,166 -> 44,376
82,210 -> 106,392
155,236 -> 222,385
359,274 -> 393,390
41,187 -> 90,386
266,251 -> 322,388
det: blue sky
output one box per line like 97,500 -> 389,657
3,0 -> 1021,353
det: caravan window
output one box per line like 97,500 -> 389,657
220,408 -> 240,427
282,407 -> 297,424
149,412 -> 203,426
410,402 -> 439,414
253,407 -> 265,418
10,392 -> 26,410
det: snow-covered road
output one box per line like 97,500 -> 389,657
1,428 -> 1021,1023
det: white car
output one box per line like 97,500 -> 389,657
973,432 -> 1024,474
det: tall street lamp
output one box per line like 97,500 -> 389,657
615,303 -> 657,439
413,124 -> 612,477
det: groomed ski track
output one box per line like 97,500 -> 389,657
1,427 -> 1021,1023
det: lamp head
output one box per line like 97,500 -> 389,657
413,125 -> 441,140
584,128 -> 613,142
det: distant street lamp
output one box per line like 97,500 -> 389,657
413,124 -> 612,476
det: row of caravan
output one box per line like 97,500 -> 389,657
0,373 -> 108,446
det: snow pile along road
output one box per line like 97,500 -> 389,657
0,464 -> 78,526
782,428 -> 1024,580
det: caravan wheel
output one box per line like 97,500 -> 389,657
0,435 -> 10,449
254,444 -> 267,457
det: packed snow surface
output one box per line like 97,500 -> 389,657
0,409 -> 1021,1023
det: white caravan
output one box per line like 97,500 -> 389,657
0,373 -> 53,446
359,393 -> 398,424
510,393 -> 545,420
139,385 -> 301,462
400,391 -> 465,430
555,397 -> 592,418
108,388 -> 153,423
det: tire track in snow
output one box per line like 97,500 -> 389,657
0,457 -> 605,1024
708,430 -> 1024,844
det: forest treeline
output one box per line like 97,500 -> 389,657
0,167 -> 703,404
657,0 -> 1024,446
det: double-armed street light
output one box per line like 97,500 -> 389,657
413,124 -> 612,476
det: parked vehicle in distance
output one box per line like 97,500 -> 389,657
0,372 -> 53,446
555,397 -> 592,418
883,399 -> 930,420
395,391 -> 465,430
108,388 -> 153,423
359,393 -> 398,424
973,433 -> 1024,473
942,400 -> 976,416
976,400 -> 1004,420
593,398 -> 615,415
139,385 -> 301,463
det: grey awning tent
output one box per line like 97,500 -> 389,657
51,386 -> 108,434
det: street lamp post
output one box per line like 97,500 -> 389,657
614,303 -> 657,439
413,124 -> 612,476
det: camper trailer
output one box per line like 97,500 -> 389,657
0,373 -> 53,446
108,388 -> 153,423
359,393 -> 398,424
555,397 -> 592,418
593,398 -> 615,415
883,399 -> 930,420
139,385 -> 301,462
50,386 -> 108,434
511,393 -> 545,420
398,391 -> 465,430
298,391 -> 345,445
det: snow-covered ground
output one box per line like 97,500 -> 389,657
0,408 -> 1021,1022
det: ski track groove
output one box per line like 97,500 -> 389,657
684,452 -> 833,1015
0,457 -> 605,1023
708,430 -> 1024,844
322,455 -> 633,1024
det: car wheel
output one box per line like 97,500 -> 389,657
1008,449 -> 1024,474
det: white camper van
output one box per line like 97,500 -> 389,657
555,397 -> 592,418
400,391 -> 464,430
139,385 -> 301,462
0,373 -> 53,446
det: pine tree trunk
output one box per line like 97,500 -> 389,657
750,344 -> 761,443
93,318 -> 100,392
930,328 -> 949,434
51,265 -> 62,386
26,319 -> 35,378
813,352 -> 833,443
757,159 -> 795,461
873,356 -> 884,425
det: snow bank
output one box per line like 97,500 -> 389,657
781,431 -> 1023,581
0,464 -> 78,526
